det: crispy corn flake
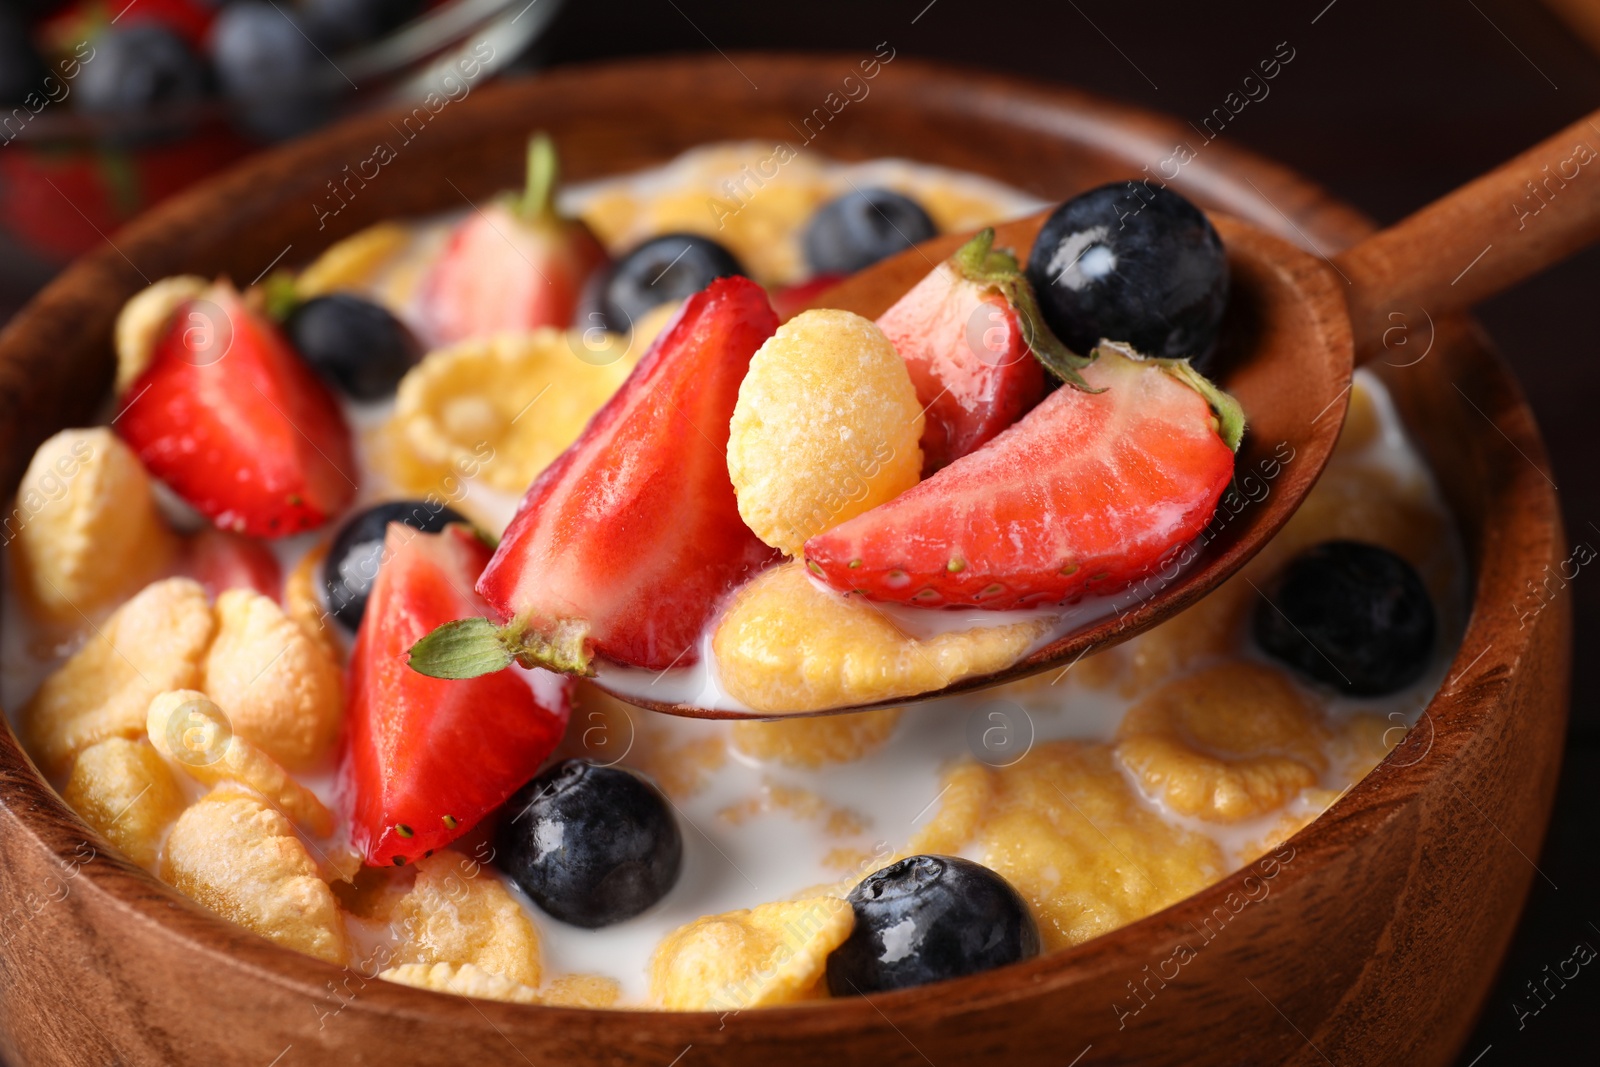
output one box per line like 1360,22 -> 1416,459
380,961 -> 541,1004
392,328 -> 633,494
391,852 -> 542,989
541,973 -> 623,1008
1114,662 -> 1330,823
628,299 -> 681,352
147,689 -> 334,837
728,310 -> 923,557
713,562 -> 1048,713
114,275 -> 209,394
649,896 -> 853,1010
11,428 -> 179,625
915,741 -> 1224,952
161,786 -> 350,964
62,737 -> 185,869
284,541 -> 340,661
730,707 -> 902,768
202,589 -> 343,770
23,577 -> 215,777
295,222 -> 410,298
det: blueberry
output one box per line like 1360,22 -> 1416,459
803,187 -> 937,275
210,2 -> 331,140
75,24 -> 209,116
826,855 -> 1039,995
1026,182 -> 1229,373
286,294 -> 421,400
0,7 -> 47,106
1253,540 -> 1436,696
497,760 -> 682,928
301,0 -> 426,51
599,233 -> 744,331
322,500 -> 468,630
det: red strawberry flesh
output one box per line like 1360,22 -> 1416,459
476,276 -> 781,671
803,347 -> 1236,610
117,282 -> 357,537
180,527 -> 283,601
876,258 -> 1046,475
343,524 -> 570,867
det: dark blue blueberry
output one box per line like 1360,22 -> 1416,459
826,855 -> 1039,995
286,294 -> 421,400
497,760 -> 682,929
1025,182 -> 1229,373
301,0 -> 426,52
75,24 -> 209,116
599,233 -> 744,331
0,7 -> 47,106
322,500 -> 468,630
210,2 -> 331,140
1253,540 -> 1436,696
802,187 -> 937,275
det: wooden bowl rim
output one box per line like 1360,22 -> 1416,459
0,52 -> 1562,1037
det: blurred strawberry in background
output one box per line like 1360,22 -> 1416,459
0,0 -> 564,311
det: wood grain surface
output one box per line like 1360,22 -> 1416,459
0,54 -> 1569,1067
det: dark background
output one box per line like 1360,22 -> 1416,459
532,0 -> 1600,1060
3,0 -> 1595,1060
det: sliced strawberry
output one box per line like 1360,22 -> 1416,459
117,280 -> 357,537
342,524 -> 570,867
418,134 -> 608,345
804,344 -> 1242,610
768,273 -> 843,322
180,527 -> 283,601
459,276 -> 781,673
876,233 -> 1048,475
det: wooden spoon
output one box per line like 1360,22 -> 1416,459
598,107 -> 1600,719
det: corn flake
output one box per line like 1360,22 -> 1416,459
147,689 -> 334,837
161,786 -> 350,964
649,896 -> 853,1010
22,577 -> 214,777
713,562 -> 1047,713
392,328 -> 633,494
391,851 -> 542,989
1114,662 -> 1330,823
11,428 -> 179,625
202,589 -> 343,770
63,736 -> 185,869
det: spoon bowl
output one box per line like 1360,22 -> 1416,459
595,214 -> 1354,718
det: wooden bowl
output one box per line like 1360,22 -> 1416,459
0,55 -> 1568,1067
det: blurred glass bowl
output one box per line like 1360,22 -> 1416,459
0,0 -> 565,276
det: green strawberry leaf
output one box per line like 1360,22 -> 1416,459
408,614 -> 595,679
407,617 -> 515,679
949,228 -> 1101,393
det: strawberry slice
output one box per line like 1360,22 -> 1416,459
411,277 -> 781,677
803,343 -> 1243,610
876,232 -> 1049,475
418,134 -> 608,345
342,524 -> 570,867
180,527 -> 283,601
117,280 -> 357,537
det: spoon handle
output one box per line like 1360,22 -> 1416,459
1337,107 -> 1600,361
